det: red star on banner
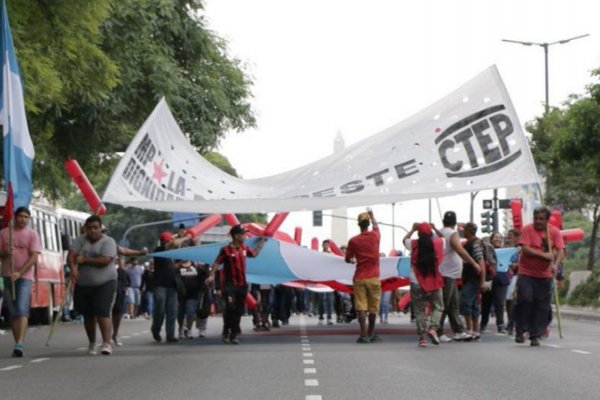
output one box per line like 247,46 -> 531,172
153,159 -> 168,183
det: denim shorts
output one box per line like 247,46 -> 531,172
126,287 -> 141,305
184,298 -> 198,318
459,280 -> 480,318
3,277 -> 32,317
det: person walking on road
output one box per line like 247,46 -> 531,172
68,215 -> 118,356
515,207 -> 564,347
345,209 -> 381,344
404,222 -> 444,347
0,206 -> 41,357
206,224 -> 266,344
151,232 -> 179,343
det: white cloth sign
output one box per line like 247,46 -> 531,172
103,65 -> 539,213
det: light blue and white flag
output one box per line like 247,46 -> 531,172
1,0 -> 34,217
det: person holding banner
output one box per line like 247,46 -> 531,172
345,209 -> 381,344
0,207 -> 41,357
206,224 -> 266,344
514,207 -> 564,347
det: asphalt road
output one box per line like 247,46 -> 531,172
1,313 -> 599,400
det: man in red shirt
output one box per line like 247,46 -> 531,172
515,207 -> 564,347
206,225 -> 266,344
345,209 -> 381,343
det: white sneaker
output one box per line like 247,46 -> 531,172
453,331 -> 473,341
88,343 -> 98,355
112,336 -> 123,347
197,330 -> 206,338
439,334 -> 453,343
100,343 -> 112,355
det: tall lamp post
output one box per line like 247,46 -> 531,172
502,34 -> 589,113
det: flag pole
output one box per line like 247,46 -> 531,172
8,218 -> 14,300
46,278 -> 73,346
547,223 -> 563,339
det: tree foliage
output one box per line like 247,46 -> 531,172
4,0 -> 255,201
527,69 -> 600,270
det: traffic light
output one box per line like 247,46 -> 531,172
312,210 -> 323,227
480,211 -> 493,234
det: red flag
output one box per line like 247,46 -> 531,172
2,182 -> 14,228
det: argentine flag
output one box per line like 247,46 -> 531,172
1,0 -> 34,213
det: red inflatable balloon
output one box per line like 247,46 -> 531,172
245,292 -> 258,310
294,227 -> 302,246
549,209 -> 563,229
561,228 -> 584,242
263,212 -> 289,237
328,240 -> 345,257
311,237 -> 319,251
64,159 -> 106,215
242,222 -> 265,237
186,214 -> 222,238
223,213 -> 239,227
511,199 -> 522,231
397,292 -> 411,312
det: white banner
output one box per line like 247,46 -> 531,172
103,65 -> 539,213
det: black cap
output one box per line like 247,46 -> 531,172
229,224 -> 247,235
443,211 -> 457,226
178,223 -> 186,230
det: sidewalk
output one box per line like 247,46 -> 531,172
555,305 -> 600,322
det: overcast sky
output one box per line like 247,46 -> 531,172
203,0 -> 600,251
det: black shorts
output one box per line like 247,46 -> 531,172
74,280 -> 117,319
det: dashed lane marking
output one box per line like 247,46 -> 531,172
571,350 -> 591,355
304,368 -> 317,374
305,379 -> 319,386
0,365 -> 22,371
303,353 -> 313,357
303,359 -> 315,364
306,395 -> 323,400
30,358 -> 50,363
545,344 -> 563,349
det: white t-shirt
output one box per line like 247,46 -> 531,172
439,227 -> 463,279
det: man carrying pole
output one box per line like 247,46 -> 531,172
514,206 -> 564,347
0,206 -> 41,357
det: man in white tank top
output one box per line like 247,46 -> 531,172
435,211 -> 480,342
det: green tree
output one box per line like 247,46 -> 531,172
5,0 -> 255,202
528,70 -> 600,270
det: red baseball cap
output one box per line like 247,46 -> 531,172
159,231 -> 174,242
418,222 -> 432,236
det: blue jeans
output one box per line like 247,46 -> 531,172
3,278 -> 32,317
152,287 -> 178,340
144,291 -> 154,316
318,292 -> 333,320
379,290 -> 392,320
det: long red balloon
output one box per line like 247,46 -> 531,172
511,199 -> 522,231
310,237 -> 319,250
223,213 -> 239,227
561,228 -> 584,242
186,214 -> 222,238
64,159 -> 106,215
263,212 -> 289,237
294,227 -> 302,245
328,240 -> 345,257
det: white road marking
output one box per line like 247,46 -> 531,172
306,396 -> 322,400
303,359 -> 315,364
572,350 -> 591,355
304,368 -> 317,374
303,348 -> 312,352
132,333 -> 140,336
122,336 -> 132,339
75,347 -> 87,351
305,379 -> 319,386
545,344 -> 563,349
303,353 -> 313,357
0,365 -> 22,371
30,358 -> 50,363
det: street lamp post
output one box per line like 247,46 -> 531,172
502,34 -> 589,113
